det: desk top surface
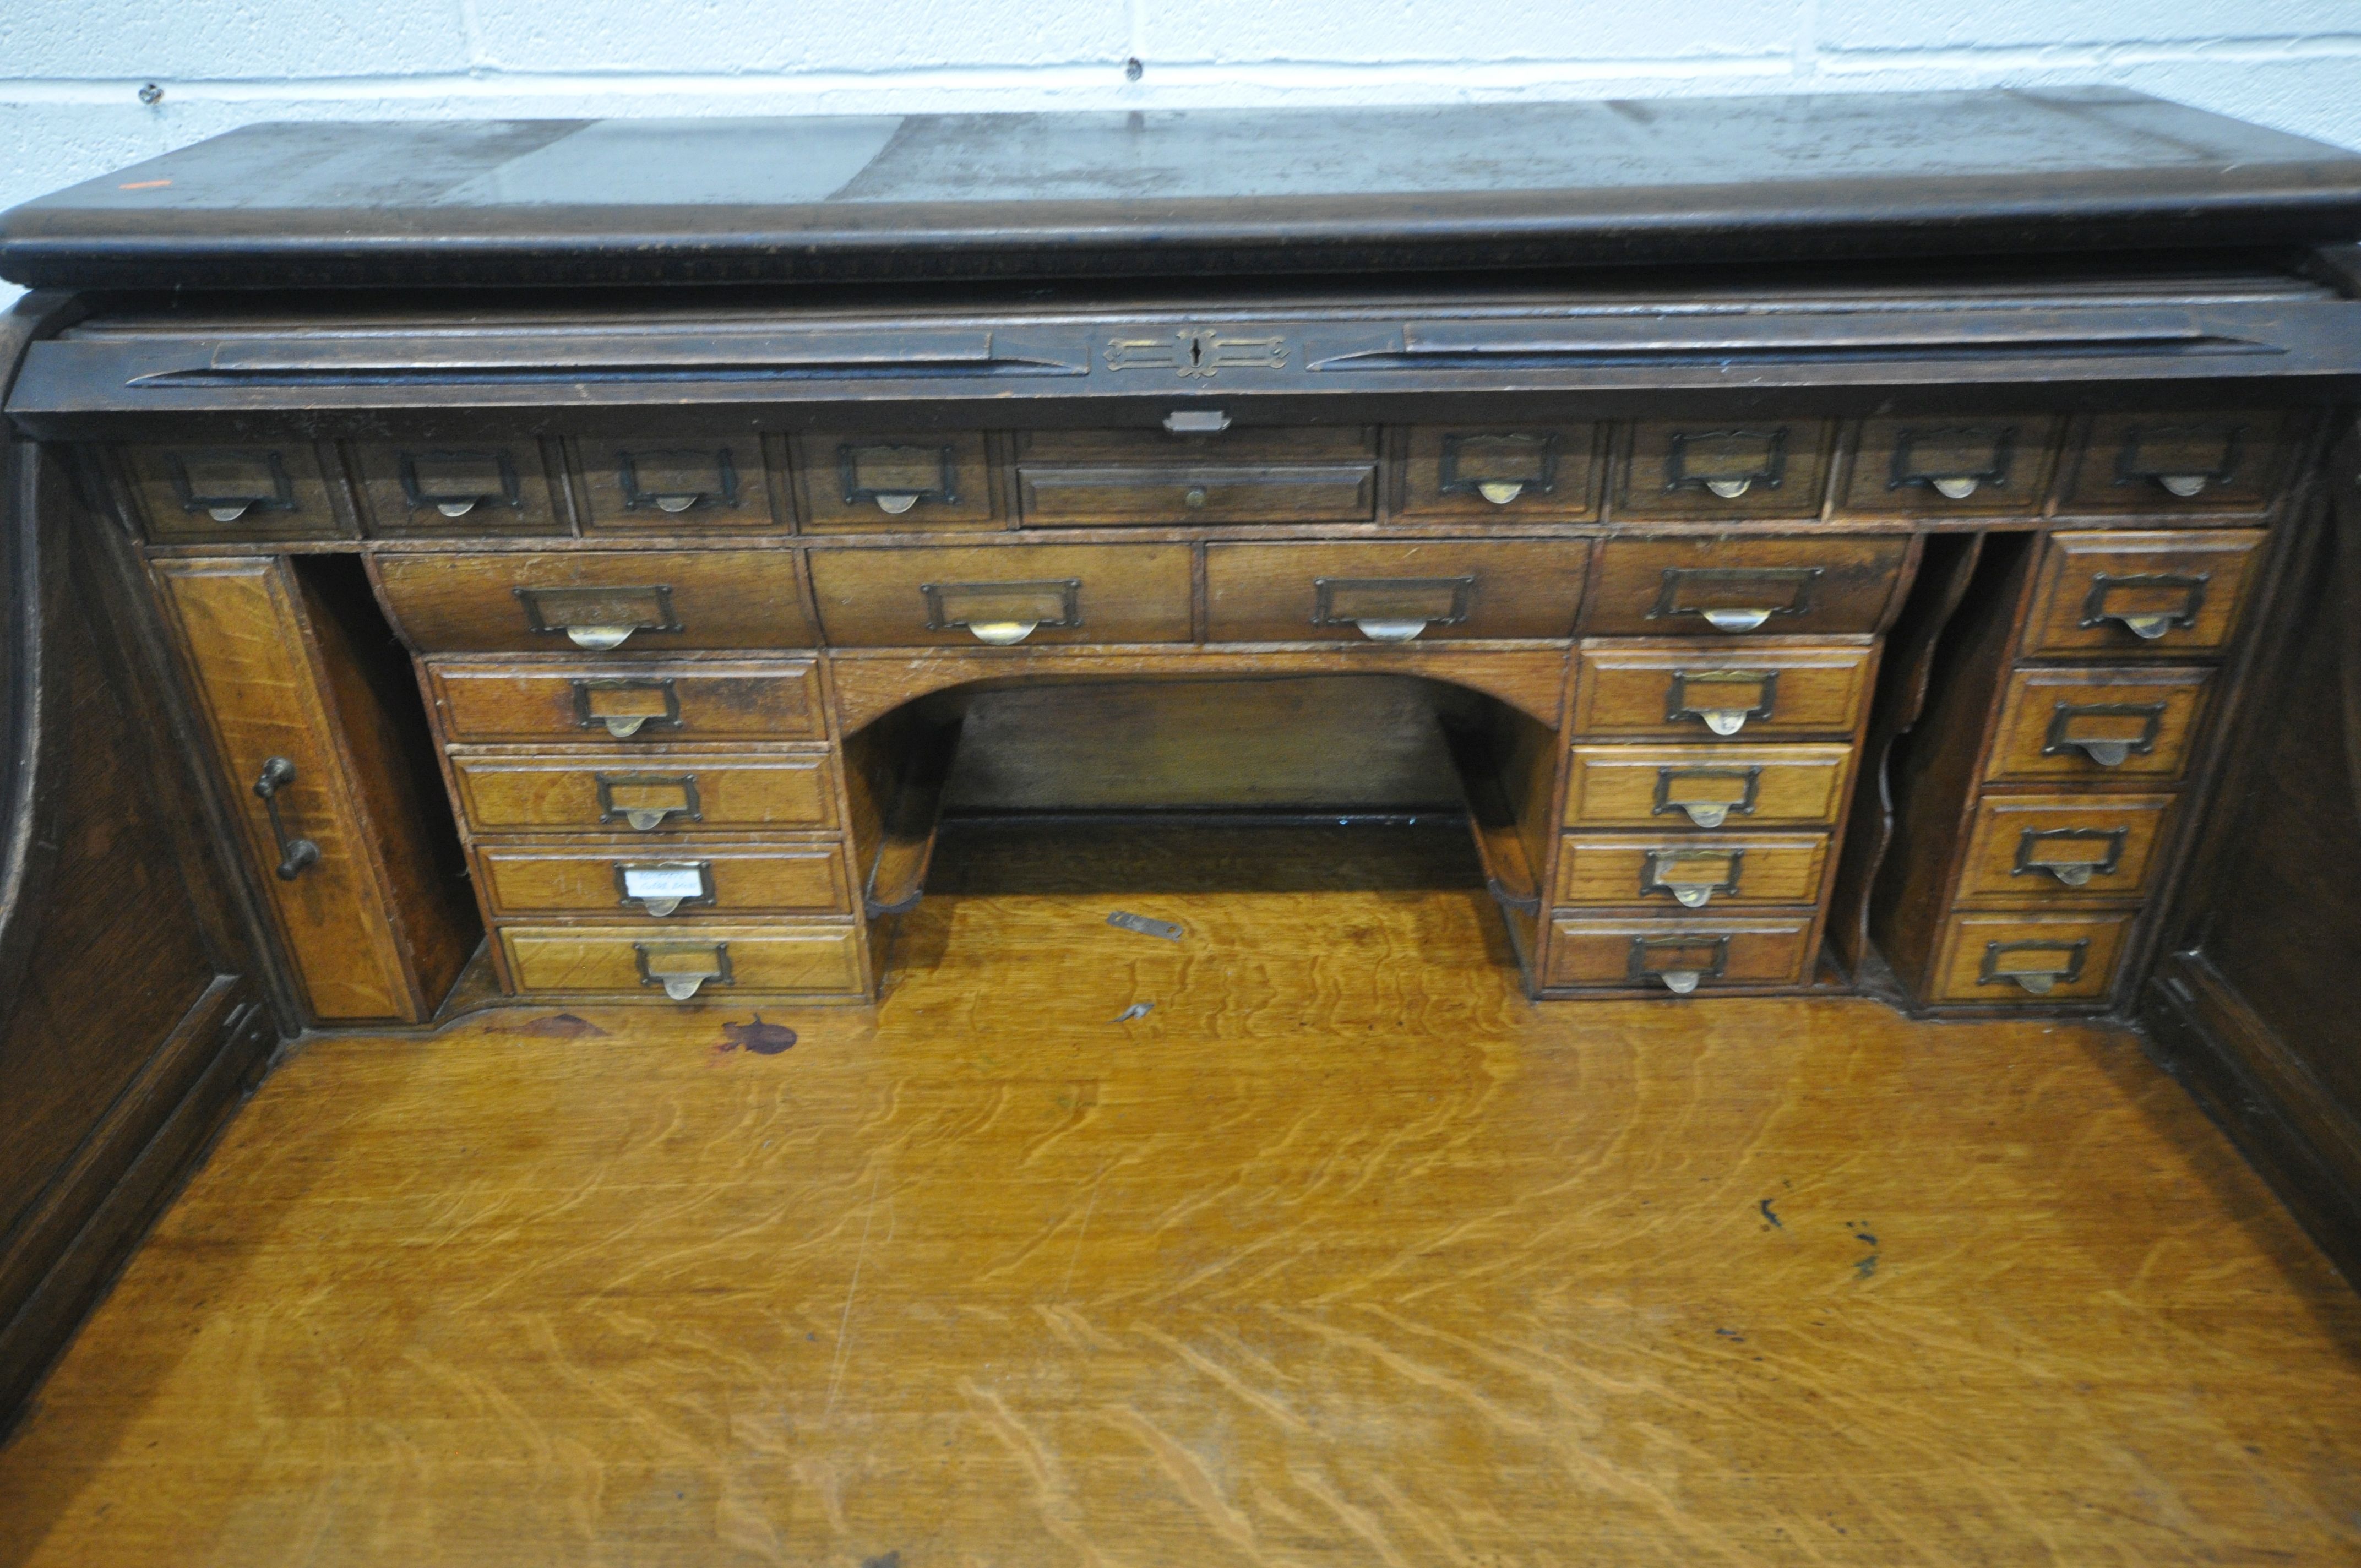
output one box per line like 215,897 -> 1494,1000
6,89 -> 2361,290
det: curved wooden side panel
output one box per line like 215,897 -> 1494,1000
2140,419 -> 2361,1288
0,300 -> 285,1429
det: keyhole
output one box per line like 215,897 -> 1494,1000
1189,336 -> 1204,367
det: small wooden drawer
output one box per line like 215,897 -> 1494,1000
793,430 -> 1000,532
1019,462 -> 1376,526
575,436 -> 774,530
1615,420 -> 1834,518
1581,535 -> 1912,636
1838,415 -> 2064,516
1571,639 -> 1875,739
373,550 -> 815,653
807,543 -> 1193,647
1546,914 -> 1815,992
1021,428 -> 1377,464
1955,793 -> 2176,906
1927,911 -> 2132,1004
352,441 -> 567,536
474,841 -> 853,919
2022,530 -> 2265,658
1554,833 -> 1831,910
122,442 -> 347,542
1563,743 -> 1854,831
423,659 -> 825,744
448,749 -> 837,836
2061,409 -> 2297,515
1985,666 -> 2213,783
1204,540 -> 1590,642
1397,425 -> 1601,521
499,923 -> 864,1000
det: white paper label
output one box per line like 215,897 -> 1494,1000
621,866 -> 705,900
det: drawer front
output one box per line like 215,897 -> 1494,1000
1956,793 -> 2177,906
2063,409 -> 2297,515
1019,462 -> 1377,526
2022,530 -> 2266,658
1617,420 -> 1835,519
1019,428 -> 1376,465
501,924 -> 864,999
1554,833 -> 1831,910
1563,744 -> 1854,831
793,430 -> 1000,532
1838,415 -> 2064,516
425,659 -> 824,744
808,543 -> 1194,647
373,551 -> 815,653
1985,666 -> 2213,782
1571,639 -> 1874,739
353,441 -> 565,537
576,437 -> 774,530
124,442 -> 345,543
475,842 -> 852,919
449,750 -> 838,835
1204,540 -> 1591,643
1581,535 -> 1912,636
1546,915 -> 1814,992
1399,425 -> 1601,521
1928,912 -> 2133,1004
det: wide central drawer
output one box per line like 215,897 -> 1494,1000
1015,427 -> 1378,525
448,749 -> 839,835
1204,540 -> 1591,642
807,543 -> 1193,646
1563,743 -> 1855,830
425,658 -> 825,744
374,550 -> 815,653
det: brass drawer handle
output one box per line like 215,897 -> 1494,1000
1629,934 -> 1729,994
1667,669 -> 1778,736
251,756 -> 320,880
2079,572 -> 2209,642
167,449 -> 295,524
1313,576 -> 1475,643
1978,938 -> 2088,995
841,442 -> 959,515
574,678 -> 680,739
1666,428 -> 1786,499
635,940 -> 731,1001
1184,486 -> 1209,509
2115,421 -> 2243,500
2043,701 -> 2166,769
923,579 -> 1080,644
596,773 -> 701,832
618,446 -> 740,514
515,584 -> 681,651
1650,567 -> 1821,632
1653,766 -> 1761,830
1891,424 -> 2017,501
614,861 -> 714,918
1438,432 -> 1557,507
2012,827 -> 2128,888
401,449 -> 522,519
1643,848 -> 1743,908
1162,409 -> 1232,434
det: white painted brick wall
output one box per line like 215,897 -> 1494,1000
0,0 -> 2357,313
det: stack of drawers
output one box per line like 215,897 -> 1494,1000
376,548 -> 874,1006
1546,534 -> 1910,993
1899,410 -> 2291,1008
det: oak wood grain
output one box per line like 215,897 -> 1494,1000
14,861 -> 2352,1565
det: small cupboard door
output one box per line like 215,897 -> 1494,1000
155,556 -> 475,1022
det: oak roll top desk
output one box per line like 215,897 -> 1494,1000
4,92 -> 2361,1411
